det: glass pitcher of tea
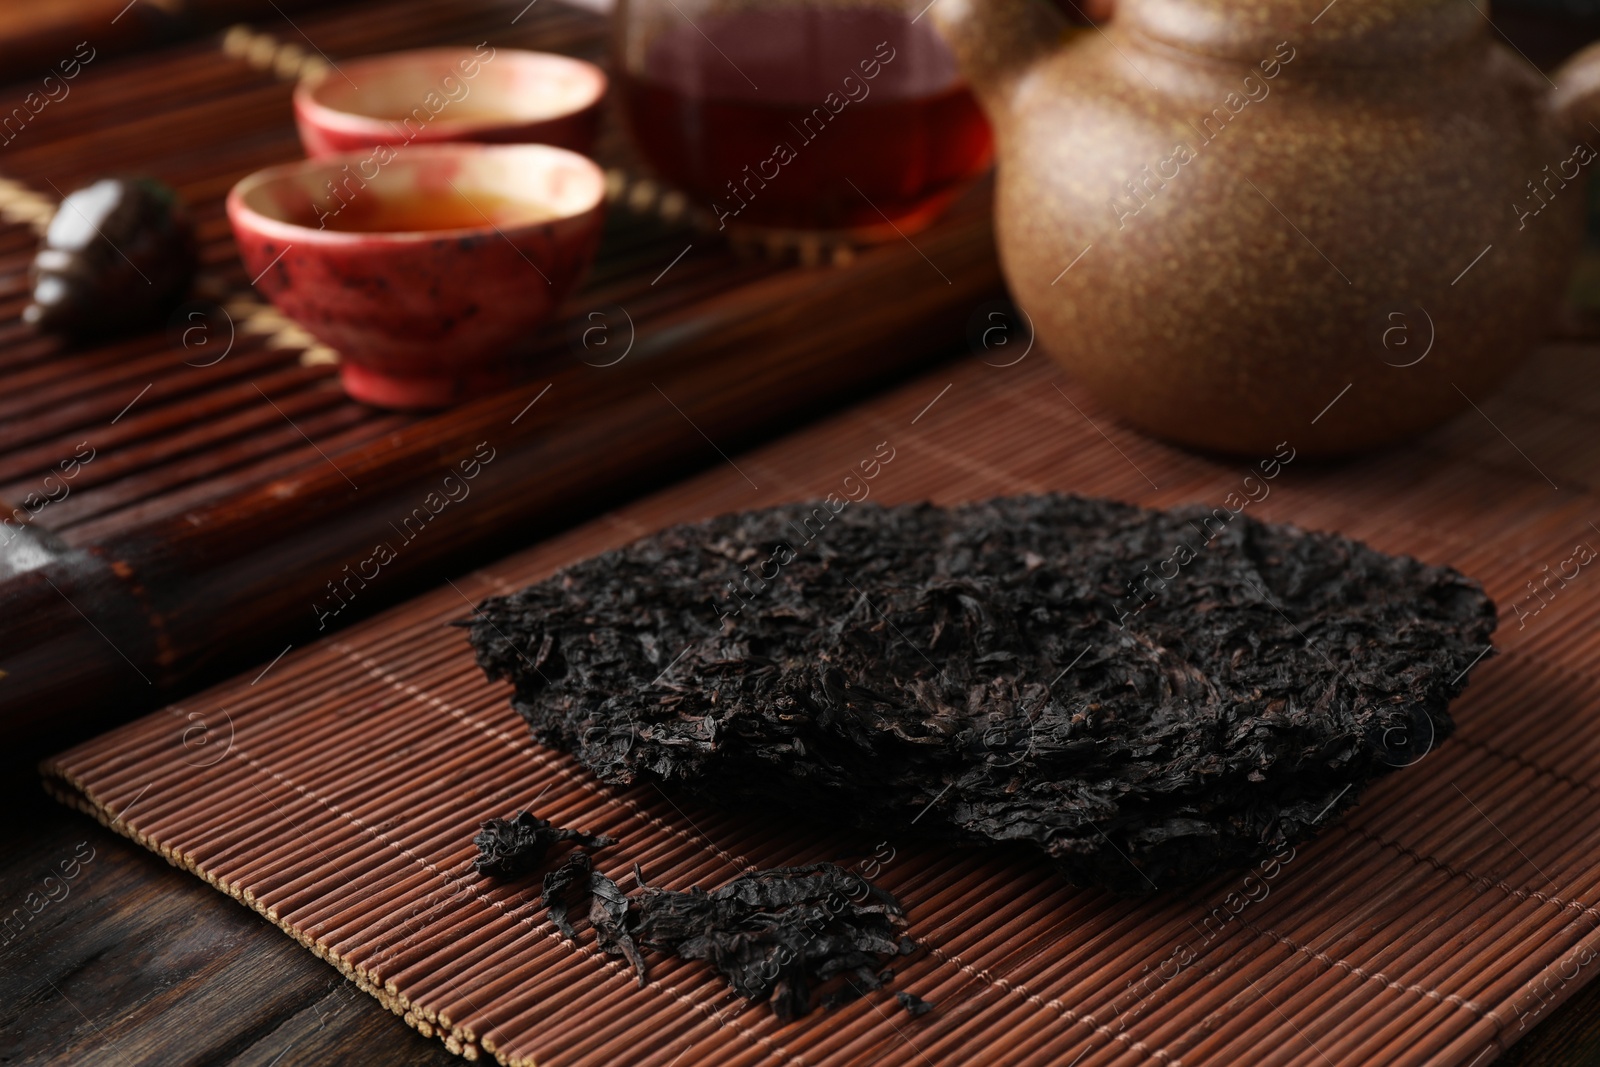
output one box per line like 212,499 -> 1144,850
614,0 -> 993,239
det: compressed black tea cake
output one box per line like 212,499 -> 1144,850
466,495 -> 1496,893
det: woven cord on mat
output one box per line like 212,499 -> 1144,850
42,347 -> 1600,1067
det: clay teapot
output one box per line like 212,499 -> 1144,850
933,0 -> 1600,456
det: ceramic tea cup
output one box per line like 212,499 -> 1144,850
226,143 -> 605,409
295,47 -> 606,157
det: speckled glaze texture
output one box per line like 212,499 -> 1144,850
231,215 -> 601,407
935,0 -> 1600,456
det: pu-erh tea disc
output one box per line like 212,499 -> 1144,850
466,495 -> 1496,893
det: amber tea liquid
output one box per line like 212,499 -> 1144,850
308,188 -> 553,233
619,8 -> 992,234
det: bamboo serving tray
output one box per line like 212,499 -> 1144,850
0,0 -> 1001,742
44,332 -> 1600,1066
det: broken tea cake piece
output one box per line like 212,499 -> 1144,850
631,862 -> 915,1021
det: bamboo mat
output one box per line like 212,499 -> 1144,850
42,337 -> 1600,1066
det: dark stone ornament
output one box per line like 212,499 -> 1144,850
26,177 -> 197,338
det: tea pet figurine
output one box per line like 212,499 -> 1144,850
934,0 -> 1600,455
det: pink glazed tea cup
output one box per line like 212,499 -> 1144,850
226,143 -> 605,409
295,47 -> 606,157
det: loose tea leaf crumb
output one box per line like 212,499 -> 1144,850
473,811 -> 616,877
531,858 -> 916,1020
542,851 -> 593,940
467,495 -> 1497,893
896,991 -> 935,1016
631,863 -> 914,1022
539,851 -> 645,978
589,866 -> 647,982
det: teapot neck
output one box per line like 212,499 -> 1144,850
1116,0 -> 1482,66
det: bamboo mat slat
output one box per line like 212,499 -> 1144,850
41,337 -> 1600,1066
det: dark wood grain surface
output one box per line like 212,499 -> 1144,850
0,768 -> 460,1067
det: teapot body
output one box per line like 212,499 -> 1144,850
970,7 -> 1589,455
